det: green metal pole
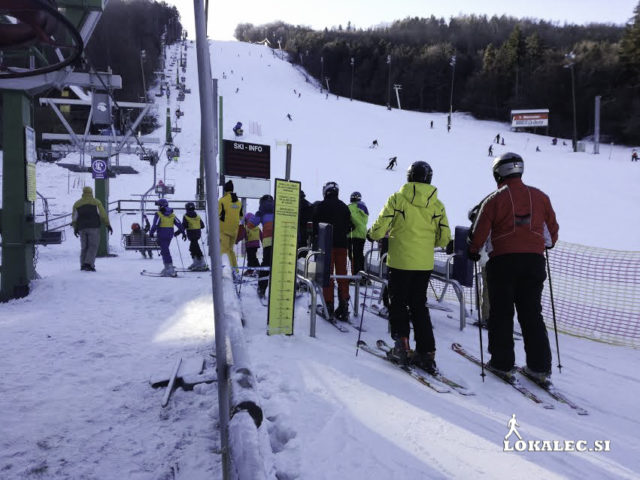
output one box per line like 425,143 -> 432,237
94,175 -> 109,257
166,107 -> 172,144
218,95 -> 224,185
1,91 -> 36,300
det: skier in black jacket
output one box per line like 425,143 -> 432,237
313,181 -> 353,320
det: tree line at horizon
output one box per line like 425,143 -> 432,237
235,5 -> 640,145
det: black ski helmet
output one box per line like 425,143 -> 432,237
322,181 -> 339,198
350,191 -> 362,203
185,202 -> 196,211
155,198 -> 169,208
492,152 -> 524,183
407,161 -> 433,184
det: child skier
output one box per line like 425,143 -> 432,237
149,199 -> 186,277
247,194 -> 274,298
238,212 -> 262,275
180,202 -> 207,271
130,215 -> 152,258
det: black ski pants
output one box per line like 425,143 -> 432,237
348,237 -> 365,276
258,246 -> 273,294
486,253 -> 552,373
388,267 -> 435,353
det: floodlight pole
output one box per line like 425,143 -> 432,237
193,1 -> 229,477
565,52 -> 578,152
386,54 -> 391,109
448,55 -> 456,129
350,57 -> 354,101
393,84 -> 402,110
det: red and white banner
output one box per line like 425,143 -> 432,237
511,109 -> 549,128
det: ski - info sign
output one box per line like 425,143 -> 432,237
267,179 -> 300,335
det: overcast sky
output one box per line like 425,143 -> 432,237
167,0 -> 638,40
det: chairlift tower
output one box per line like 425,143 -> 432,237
0,0 -> 108,301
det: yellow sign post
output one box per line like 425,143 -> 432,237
267,178 -> 301,335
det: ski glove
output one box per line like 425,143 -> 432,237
173,230 -> 181,237
445,240 -> 454,255
74,229 -> 79,238
467,248 -> 481,262
182,234 -> 187,241
107,225 -> 113,235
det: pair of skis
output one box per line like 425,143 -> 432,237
358,340 -> 474,396
451,343 -> 588,415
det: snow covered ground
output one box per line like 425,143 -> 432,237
1,39 -> 640,479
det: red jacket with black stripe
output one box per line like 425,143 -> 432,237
468,177 -> 559,258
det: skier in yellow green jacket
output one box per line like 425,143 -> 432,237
368,161 -> 451,373
71,186 -> 112,271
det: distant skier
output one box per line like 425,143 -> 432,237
286,113 -> 292,121
536,146 -> 541,152
632,150 -> 638,162
180,202 -> 207,271
370,139 -> 379,149
552,138 -> 558,146
233,122 -> 243,136
501,137 -> 505,146
430,120 -> 434,129
386,156 -> 397,170
149,198 -> 186,277
495,133 -> 501,144
488,145 -> 494,157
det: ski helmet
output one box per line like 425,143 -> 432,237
492,152 -> 524,183
155,198 -> 169,208
322,181 -> 339,198
407,161 -> 433,184
131,222 -> 141,231
185,202 -> 196,211
350,191 -> 362,203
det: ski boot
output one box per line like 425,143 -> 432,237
193,257 -> 209,271
161,263 -> 177,277
187,258 -> 198,270
411,351 -> 438,375
324,302 -> 334,319
522,365 -> 551,383
334,300 -> 350,322
389,337 -> 410,366
487,359 -> 516,380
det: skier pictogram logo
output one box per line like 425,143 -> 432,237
505,413 -> 523,441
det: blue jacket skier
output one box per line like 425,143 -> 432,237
149,198 -> 186,276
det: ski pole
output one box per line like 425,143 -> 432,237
545,249 -> 562,373
237,245 -> 248,297
175,234 -> 185,269
356,240 -> 373,356
474,262 -> 486,382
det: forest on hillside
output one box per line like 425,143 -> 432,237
235,4 -> 640,145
